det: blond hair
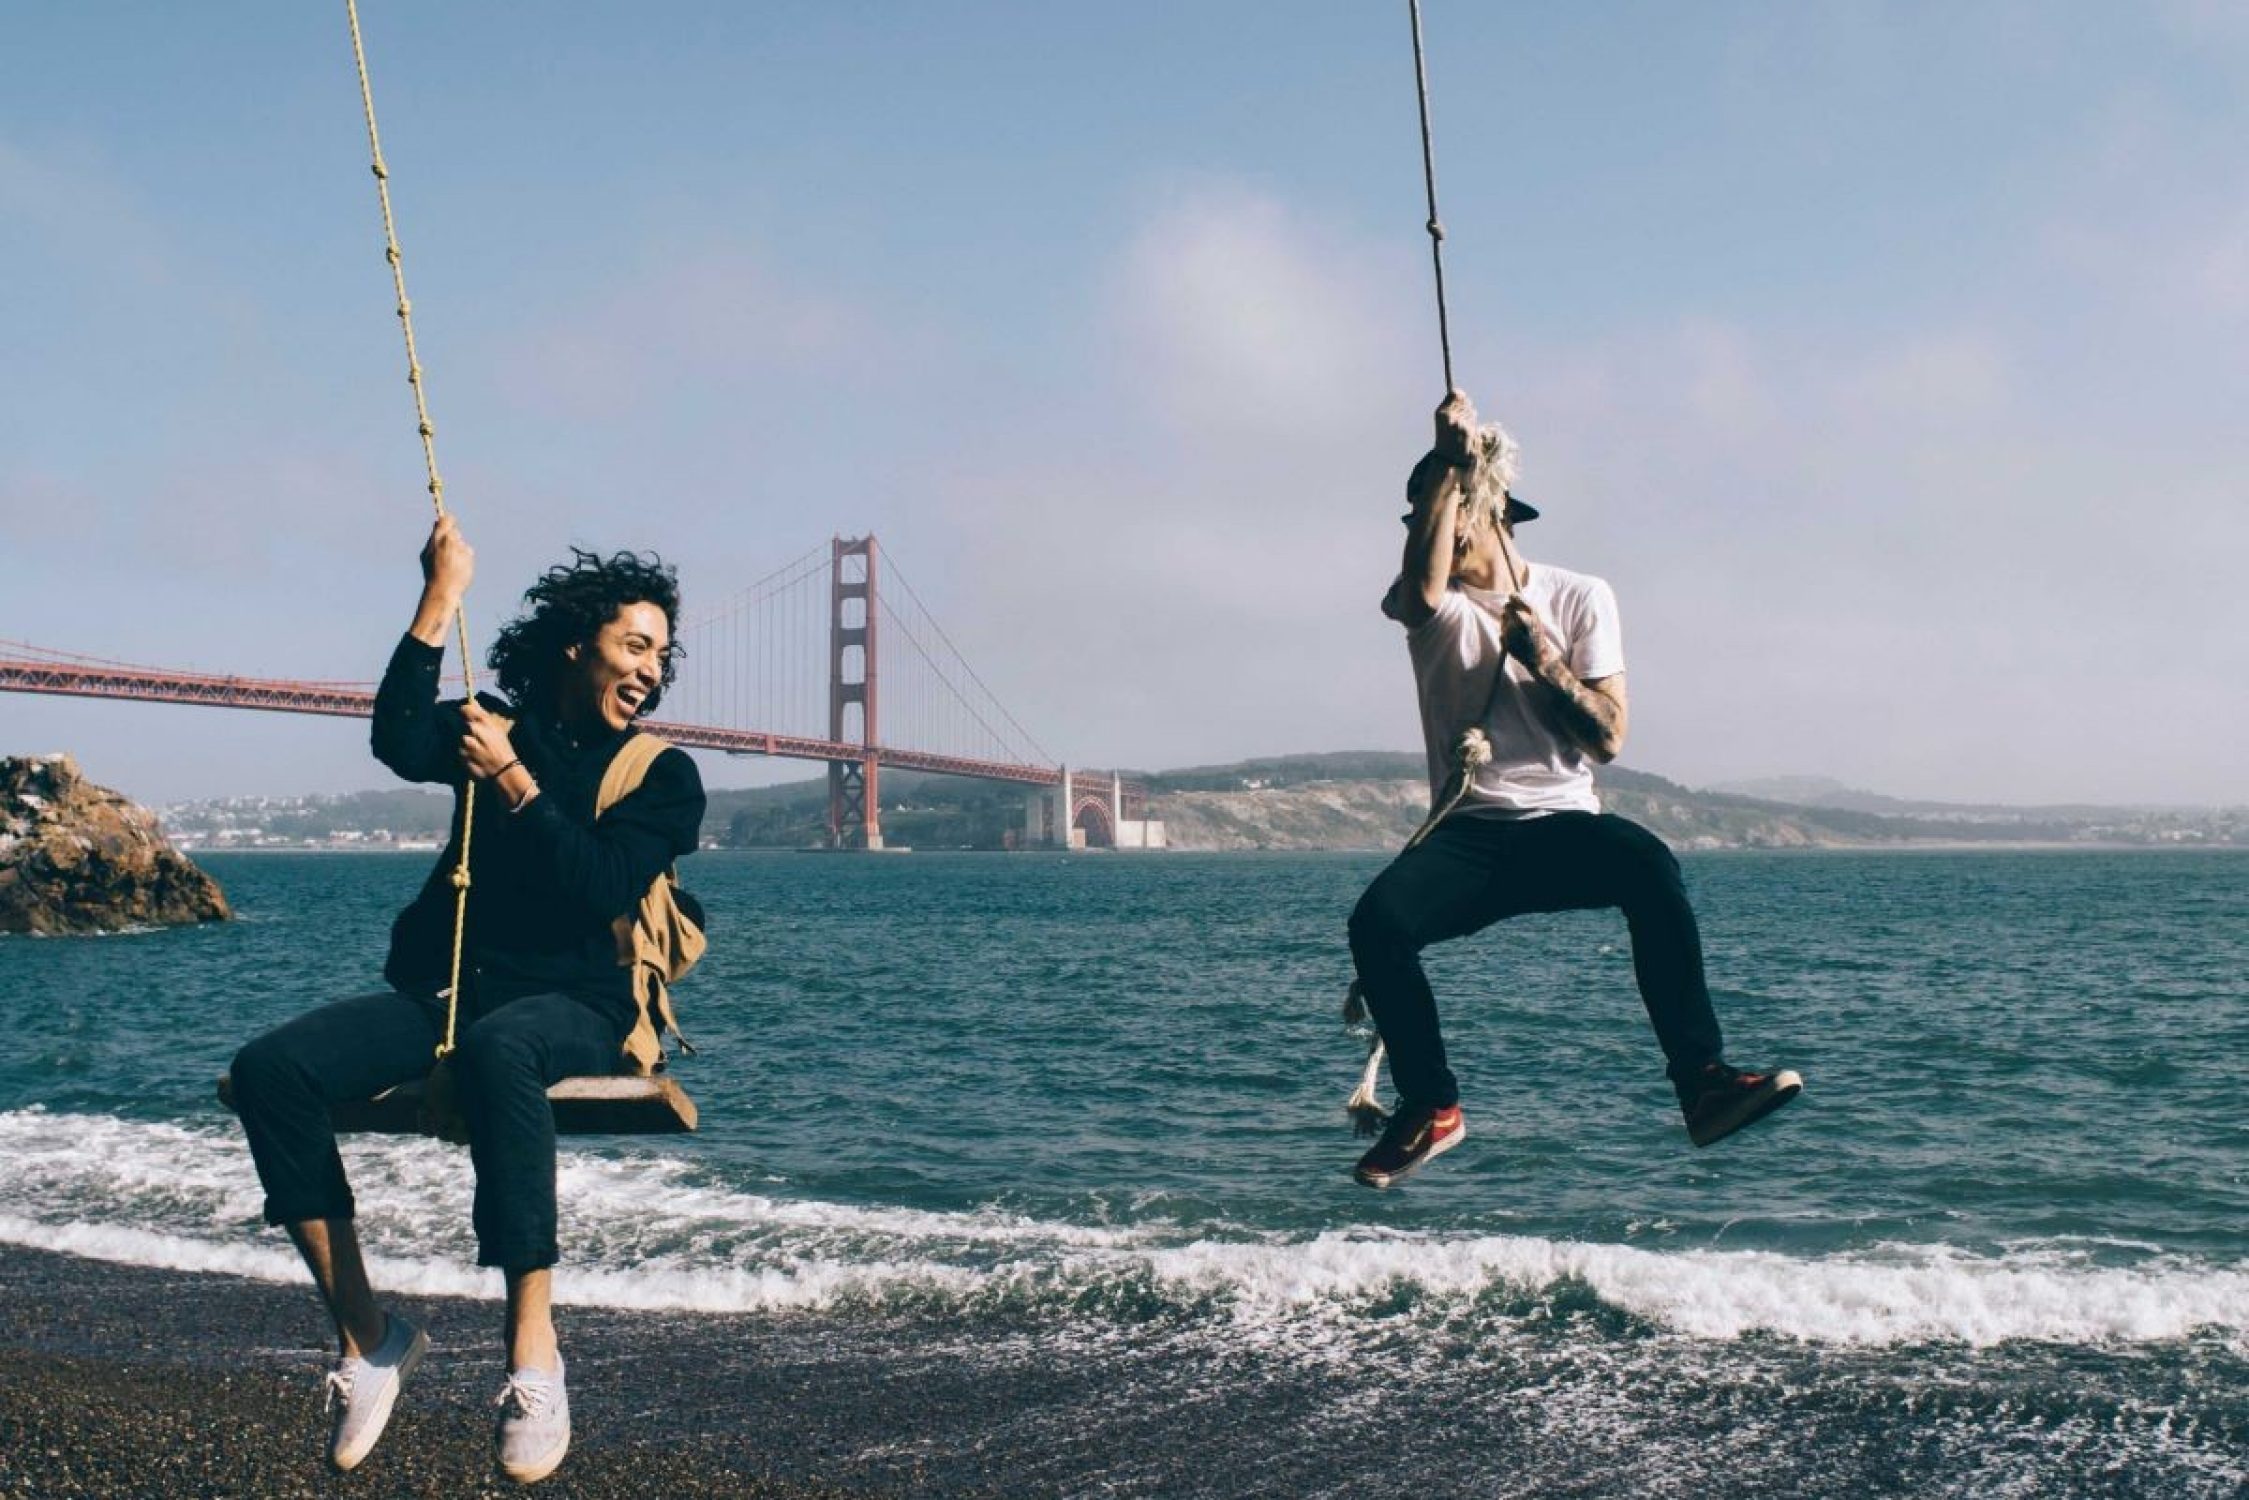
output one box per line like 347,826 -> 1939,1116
1460,421 -> 1521,533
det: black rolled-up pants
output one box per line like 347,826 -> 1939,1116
1348,810 -> 1725,1113
229,989 -> 622,1272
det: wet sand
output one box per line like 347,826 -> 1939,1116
0,1241 -> 1362,1499
0,1346 -> 865,1499
0,1243 -> 985,1499
8,1239 -> 2235,1498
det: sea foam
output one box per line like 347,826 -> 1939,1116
2,1107 -> 2243,1349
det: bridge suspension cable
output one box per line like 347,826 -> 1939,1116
667,543 -> 832,745
662,538 -> 1056,775
674,541 -> 830,634
877,551 -> 1054,768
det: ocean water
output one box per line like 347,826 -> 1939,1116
2,847 -> 2245,1495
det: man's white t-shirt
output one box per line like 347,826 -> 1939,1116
1404,564 -> 1625,819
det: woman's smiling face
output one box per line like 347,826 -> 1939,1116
561,601 -> 670,731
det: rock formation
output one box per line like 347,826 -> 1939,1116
0,755 -> 231,935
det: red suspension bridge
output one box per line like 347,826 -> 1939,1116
0,536 -> 1159,851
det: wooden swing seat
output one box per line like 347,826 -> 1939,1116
217,1071 -> 698,1135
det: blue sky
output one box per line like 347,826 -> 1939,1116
4,2 -> 2245,805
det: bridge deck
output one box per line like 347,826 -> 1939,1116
0,655 -> 1141,795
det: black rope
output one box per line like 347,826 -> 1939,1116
1408,0 -> 1454,392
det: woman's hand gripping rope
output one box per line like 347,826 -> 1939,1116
457,700 -> 517,780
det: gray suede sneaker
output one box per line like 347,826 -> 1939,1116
324,1313 -> 426,1472
495,1358 -> 571,1484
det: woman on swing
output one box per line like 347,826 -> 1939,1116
228,515 -> 705,1484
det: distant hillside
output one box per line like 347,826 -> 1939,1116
158,754 -> 2244,851
1702,775 -> 2195,821
1141,754 -> 2243,851
1147,760 -> 1909,852
1141,751 -> 1439,793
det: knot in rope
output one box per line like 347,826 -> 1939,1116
1408,0 -> 1455,389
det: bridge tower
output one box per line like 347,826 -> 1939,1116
826,535 -> 883,849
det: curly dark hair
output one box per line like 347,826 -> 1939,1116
487,548 -> 684,717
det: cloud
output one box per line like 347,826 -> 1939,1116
0,138 -> 171,289
2155,0 -> 2249,53
2187,204 -> 2249,317
1840,332 -> 2013,424
1674,319 -> 1780,439
492,247 -> 914,421
943,180 -> 1431,590
2040,87 -> 2249,330
1474,304 -> 2249,801
890,183 -> 1440,769
0,472 -> 112,548
906,184 -> 2234,798
2051,195 -> 2249,327
1106,183 -> 1422,447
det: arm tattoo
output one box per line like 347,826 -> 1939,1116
1524,656 -> 1626,762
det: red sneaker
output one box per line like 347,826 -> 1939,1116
1352,1103 -> 1465,1188
1682,1063 -> 1802,1147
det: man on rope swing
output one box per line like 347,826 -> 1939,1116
1348,390 -> 1800,1188
228,516 -> 705,1481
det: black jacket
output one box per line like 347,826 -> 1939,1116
371,634 -> 706,1026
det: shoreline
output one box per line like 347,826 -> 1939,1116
0,1242 -> 944,1500
0,1237 -> 1409,1499
5,1224 -> 2243,1497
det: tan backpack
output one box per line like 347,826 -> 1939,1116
595,732 -> 707,1075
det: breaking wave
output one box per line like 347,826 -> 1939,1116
2,1108 -> 2243,1351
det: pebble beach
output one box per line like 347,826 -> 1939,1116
0,1245 -> 883,1499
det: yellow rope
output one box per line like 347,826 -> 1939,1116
346,0 -> 475,1059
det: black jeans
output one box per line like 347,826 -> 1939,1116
230,989 -> 622,1272
1348,811 -> 1725,1112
